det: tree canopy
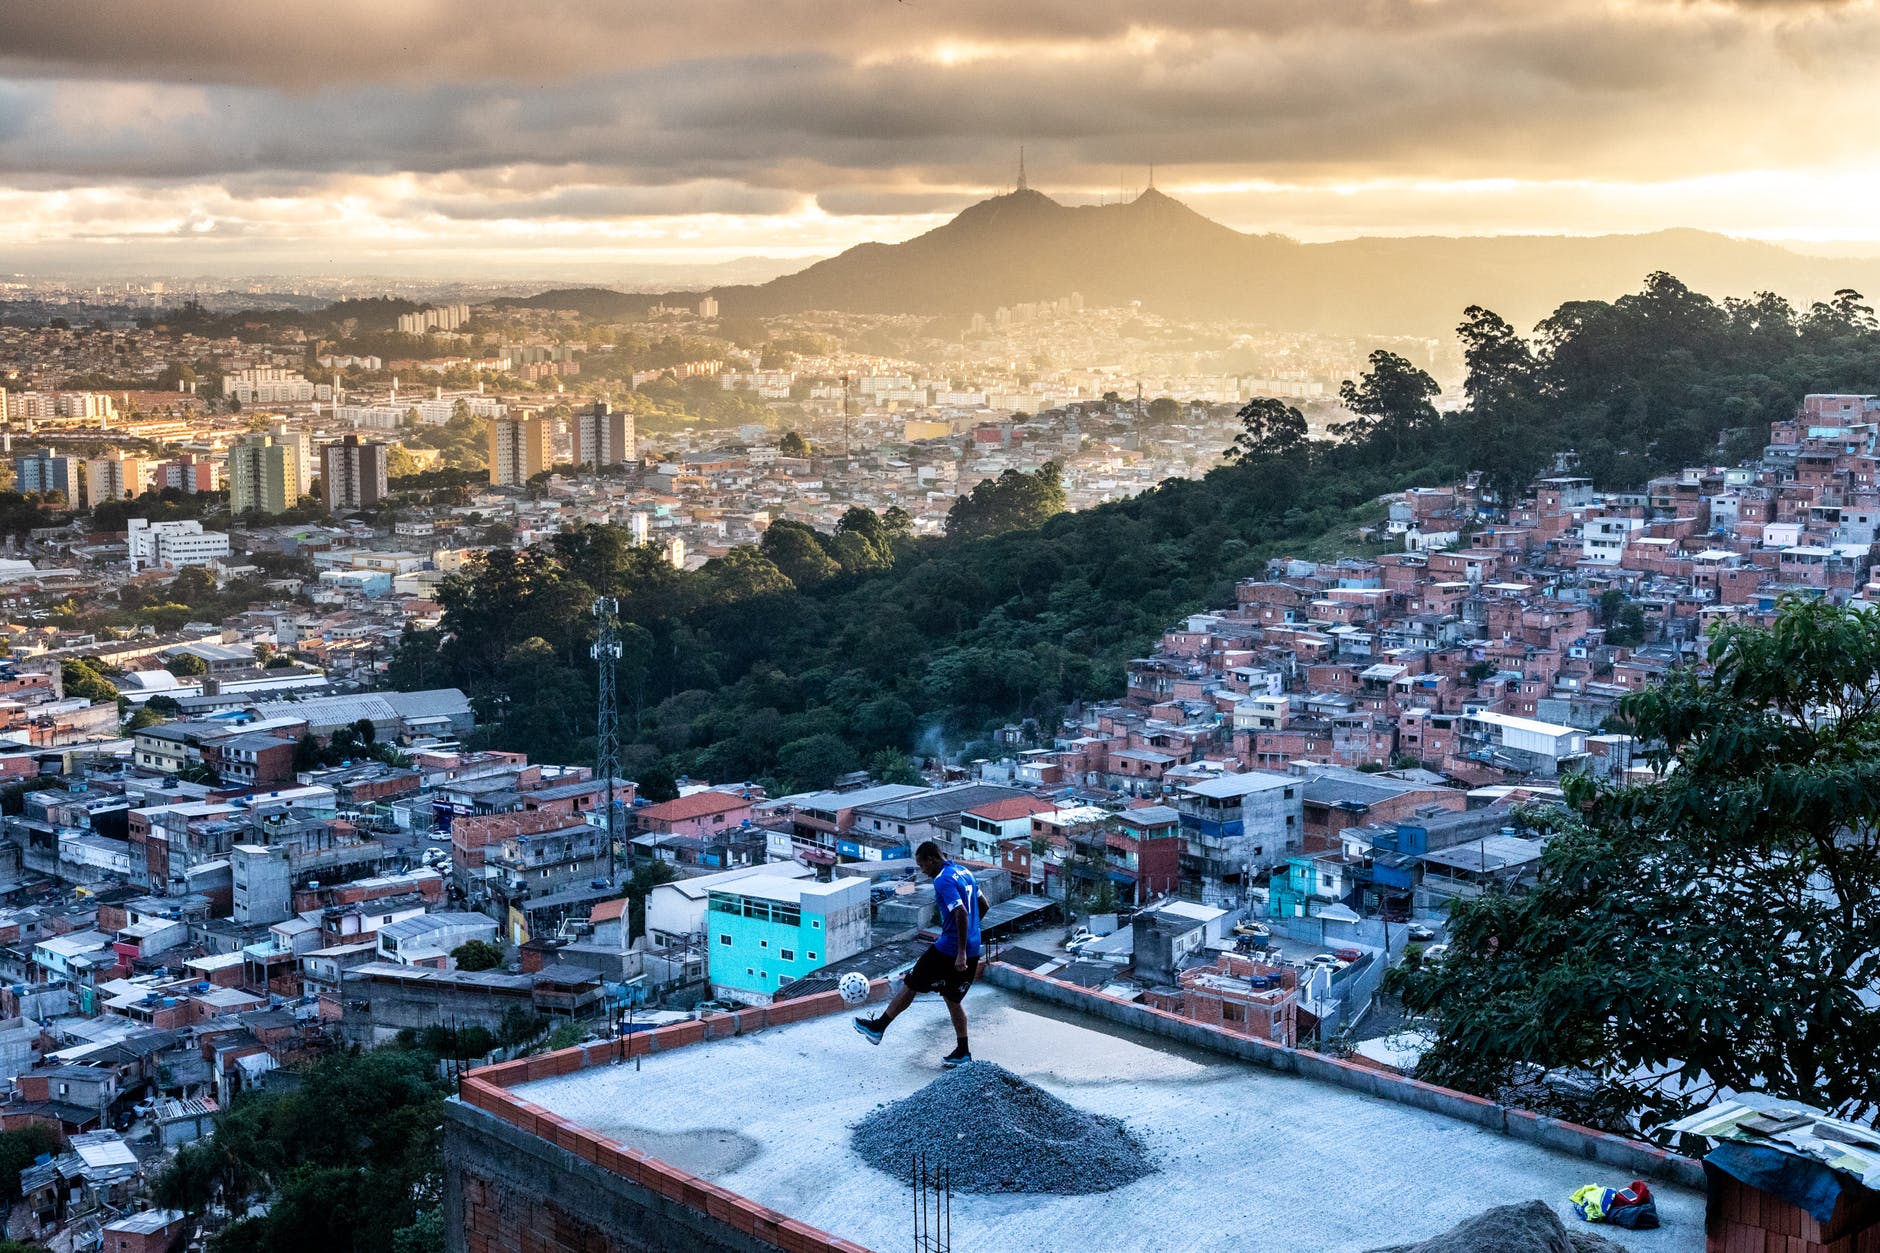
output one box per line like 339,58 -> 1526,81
944,462 -> 1066,540
1396,598 -> 1880,1140
386,274 -> 1880,797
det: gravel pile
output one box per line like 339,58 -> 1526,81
850,1062 -> 1155,1195
1365,1200 -> 1627,1253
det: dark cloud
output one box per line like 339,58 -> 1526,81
0,0 -> 1873,251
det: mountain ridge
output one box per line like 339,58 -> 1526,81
514,190 -> 1880,338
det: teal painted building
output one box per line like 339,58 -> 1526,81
707,875 -> 872,1005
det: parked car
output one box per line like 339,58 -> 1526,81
1406,924 -> 1437,943
1065,928 -> 1099,955
1231,920 -> 1270,939
1307,953 -> 1344,970
1331,946 -> 1364,964
1422,943 -> 1451,965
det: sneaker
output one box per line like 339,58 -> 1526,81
942,1045 -> 972,1068
853,1016 -> 885,1046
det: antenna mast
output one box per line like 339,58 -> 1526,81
592,597 -> 624,885
1017,146 -> 1027,193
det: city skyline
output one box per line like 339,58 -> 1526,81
5,0 -> 1880,277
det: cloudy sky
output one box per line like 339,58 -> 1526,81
4,0 -> 1879,277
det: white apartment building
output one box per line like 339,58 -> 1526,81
415,394 -> 506,426
223,367 -> 316,405
335,403 -> 406,432
1580,516 -> 1645,565
127,518 -> 231,573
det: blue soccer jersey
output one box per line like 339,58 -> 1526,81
932,861 -> 982,957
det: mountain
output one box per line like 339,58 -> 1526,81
680,190 -> 1880,338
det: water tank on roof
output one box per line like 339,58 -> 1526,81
160,998 -> 177,1008
194,982 -> 210,993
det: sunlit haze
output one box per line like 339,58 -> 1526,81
5,0 -> 1880,276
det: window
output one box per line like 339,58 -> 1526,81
746,967 -> 754,976
781,949 -> 794,962
811,919 -> 821,928
720,934 -> 732,946
807,951 -> 816,960
1223,1002 -> 1245,1024
759,939 -> 768,948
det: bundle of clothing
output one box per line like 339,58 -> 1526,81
1569,1180 -> 1660,1230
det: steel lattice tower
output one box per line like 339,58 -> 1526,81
591,597 -> 624,884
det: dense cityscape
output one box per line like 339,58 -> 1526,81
8,3 -> 1880,1253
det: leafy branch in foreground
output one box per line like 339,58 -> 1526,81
1395,598 -> 1880,1141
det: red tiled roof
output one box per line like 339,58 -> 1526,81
639,791 -> 751,821
966,797 -> 1056,822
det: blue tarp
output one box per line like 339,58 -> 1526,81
1707,1141 -> 1849,1224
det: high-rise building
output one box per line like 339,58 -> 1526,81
320,435 -> 389,512
487,413 -> 553,487
154,455 -> 218,494
266,421 -> 313,494
14,448 -> 79,500
574,401 -> 635,470
84,454 -> 144,507
227,433 -> 300,515
697,296 -> 719,318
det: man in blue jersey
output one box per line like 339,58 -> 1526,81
854,841 -> 981,1067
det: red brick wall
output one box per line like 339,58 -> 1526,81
102,1215 -> 185,1253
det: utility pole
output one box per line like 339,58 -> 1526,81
843,373 -> 853,463
592,597 -> 624,885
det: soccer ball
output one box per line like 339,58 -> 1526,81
837,971 -> 870,1005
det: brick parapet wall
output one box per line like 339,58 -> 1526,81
448,961 -> 1703,1253
977,961 -> 1704,1191
450,986 -> 882,1253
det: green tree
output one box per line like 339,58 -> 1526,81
1226,397 -> 1309,466
170,652 -> 209,677
758,520 -> 840,586
154,1045 -> 450,1252
1334,350 -> 1440,464
61,658 -> 119,702
1397,599 -> 1880,1139
775,732 -> 859,791
169,564 -> 220,606
868,748 -> 921,786
125,704 -> 168,732
451,939 -> 504,972
777,431 -> 809,456
944,463 -> 1067,540
1453,305 -> 1544,499
0,1124 -> 60,1201
1606,603 -> 1647,647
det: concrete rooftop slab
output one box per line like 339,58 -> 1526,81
515,988 -> 1702,1252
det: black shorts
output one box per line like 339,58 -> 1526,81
906,944 -> 979,1003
